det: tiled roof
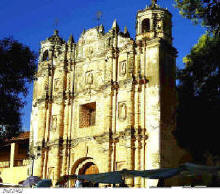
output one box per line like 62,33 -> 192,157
0,132 -> 30,147
10,131 -> 30,141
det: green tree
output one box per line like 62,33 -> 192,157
174,34 -> 220,163
174,0 -> 220,166
175,0 -> 220,34
0,38 -> 37,141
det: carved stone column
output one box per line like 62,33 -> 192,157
53,144 -> 60,185
61,100 -> 69,175
43,98 -> 52,178
34,102 -> 47,177
134,82 -> 142,187
53,101 -> 64,184
141,84 -> 147,187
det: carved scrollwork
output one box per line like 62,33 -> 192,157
76,71 -> 84,91
156,20 -> 163,33
71,139 -> 80,148
85,47 -> 94,58
54,49 -> 61,58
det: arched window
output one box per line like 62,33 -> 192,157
142,18 -> 150,33
42,50 -> 49,61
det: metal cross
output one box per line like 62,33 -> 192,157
54,18 -> 59,29
96,10 -> 102,26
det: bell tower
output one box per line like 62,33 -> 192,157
30,30 -> 67,180
136,0 -> 172,44
133,0 -> 180,187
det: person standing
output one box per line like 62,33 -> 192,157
75,179 -> 83,188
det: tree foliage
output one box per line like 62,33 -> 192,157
0,38 -> 36,141
173,0 -> 220,165
175,0 -> 220,34
174,33 -> 220,163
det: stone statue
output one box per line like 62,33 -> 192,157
119,103 -> 127,120
52,115 -> 57,131
85,71 -> 93,85
120,61 -> 126,76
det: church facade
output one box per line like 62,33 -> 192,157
30,2 -> 184,187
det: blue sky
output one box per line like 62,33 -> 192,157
0,0 -> 205,131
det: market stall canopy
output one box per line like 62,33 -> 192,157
181,163 -> 220,175
35,179 -> 52,188
56,163 -> 220,185
78,171 -> 124,184
22,176 -> 41,187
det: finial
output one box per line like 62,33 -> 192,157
68,34 -> 74,43
82,28 -> 86,34
99,24 -> 104,33
54,30 -> 59,35
48,29 -> 65,44
124,26 -> 128,34
53,18 -> 59,35
96,11 -> 103,26
124,26 -> 130,37
112,19 -> 119,29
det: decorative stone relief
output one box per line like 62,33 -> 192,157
54,79 -> 60,92
85,47 -> 94,59
76,70 -> 84,92
44,78 -> 49,93
52,115 -> 57,131
119,60 -> 127,76
156,19 -> 163,33
151,153 -> 160,168
118,102 -> 127,121
85,71 -> 93,85
54,48 -> 61,58
98,142 -> 109,153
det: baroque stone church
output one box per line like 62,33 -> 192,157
30,0 -> 185,187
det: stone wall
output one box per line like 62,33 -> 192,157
0,166 -> 29,184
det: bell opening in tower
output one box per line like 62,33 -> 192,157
142,18 -> 150,33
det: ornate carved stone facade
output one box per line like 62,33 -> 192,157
30,2 -> 184,187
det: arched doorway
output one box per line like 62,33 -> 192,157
71,157 -> 99,187
78,162 -> 99,175
78,162 -> 99,187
